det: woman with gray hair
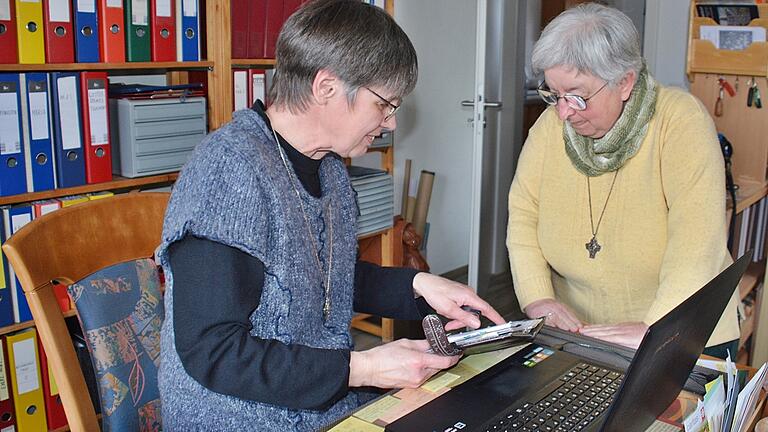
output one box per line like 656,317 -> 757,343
507,3 -> 739,354
157,0 -> 504,430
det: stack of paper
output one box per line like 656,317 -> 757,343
687,355 -> 768,432
348,166 -> 394,236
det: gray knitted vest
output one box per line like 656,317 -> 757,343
156,110 -> 361,431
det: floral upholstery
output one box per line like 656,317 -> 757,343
67,258 -> 163,431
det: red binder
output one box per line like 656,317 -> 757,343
97,0 -> 126,62
282,0 -> 302,22
263,0 -> 283,59
244,0 -> 265,59
37,340 -> 67,430
0,0 -> 19,63
230,0 -> 248,59
0,336 -> 16,431
80,71 -> 112,184
150,0 -> 175,61
42,0 -> 74,63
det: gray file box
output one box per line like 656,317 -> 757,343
109,97 -> 207,177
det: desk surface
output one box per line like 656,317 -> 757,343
329,344 -> 767,432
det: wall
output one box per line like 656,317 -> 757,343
643,0 -> 690,88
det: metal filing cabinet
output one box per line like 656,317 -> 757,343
109,97 -> 207,177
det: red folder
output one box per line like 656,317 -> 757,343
245,0 -> 265,59
43,0 -> 74,63
0,0 -> 19,63
263,0 -> 283,59
0,336 -> 16,431
230,0 -> 248,59
97,0 -> 126,62
37,340 -> 67,430
150,0 -> 175,61
80,71 -> 113,184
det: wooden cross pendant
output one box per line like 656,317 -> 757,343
585,236 -> 601,259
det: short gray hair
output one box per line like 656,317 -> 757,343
531,3 -> 642,84
268,0 -> 418,113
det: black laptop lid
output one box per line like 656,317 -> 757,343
598,251 -> 752,432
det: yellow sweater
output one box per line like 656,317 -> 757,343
507,86 -> 739,347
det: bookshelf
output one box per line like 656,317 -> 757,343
687,1 -> 768,365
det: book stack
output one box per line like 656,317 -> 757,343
348,166 -> 394,237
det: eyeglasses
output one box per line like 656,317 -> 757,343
365,87 -> 400,121
537,81 -> 609,111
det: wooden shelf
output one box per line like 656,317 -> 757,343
0,310 -> 77,337
231,59 -> 276,67
0,173 -> 178,206
731,179 -> 768,214
739,260 -> 766,300
0,61 -> 214,72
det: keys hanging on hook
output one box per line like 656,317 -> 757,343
735,76 -> 740,92
715,86 -> 724,117
719,77 -> 736,97
754,80 -> 762,109
748,77 -> 755,107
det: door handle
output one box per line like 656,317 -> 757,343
461,100 -> 503,108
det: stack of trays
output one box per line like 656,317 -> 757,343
348,166 -> 394,236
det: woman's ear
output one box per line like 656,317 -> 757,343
311,69 -> 340,105
619,70 -> 637,102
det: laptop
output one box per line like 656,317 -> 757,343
386,252 -> 751,432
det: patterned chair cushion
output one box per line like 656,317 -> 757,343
67,258 -> 163,432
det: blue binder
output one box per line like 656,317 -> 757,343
20,73 -> 56,192
74,0 -> 100,63
1,205 -> 33,323
50,72 -> 86,188
178,0 -> 200,61
0,74 -> 28,197
0,218 -> 15,327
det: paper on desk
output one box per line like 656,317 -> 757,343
704,376 -> 725,432
353,396 -> 401,423
421,372 -> 460,392
697,359 -> 728,374
683,399 -> 708,432
730,362 -> 767,432
720,354 -> 738,432
328,416 -> 384,432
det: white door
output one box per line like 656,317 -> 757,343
393,0 -> 487,280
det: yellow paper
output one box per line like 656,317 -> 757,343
461,344 -> 528,373
353,395 -> 400,423
422,372 -> 460,392
380,387 -> 450,424
328,416 -> 384,432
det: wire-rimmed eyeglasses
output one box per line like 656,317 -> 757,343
537,81 -> 609,111
365,87 -> 400,121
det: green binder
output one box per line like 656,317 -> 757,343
125,0 -> 151,62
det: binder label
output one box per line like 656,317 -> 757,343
233,71 -> 247,111
77,0 -> 95,13
87,85 -> 108,145
107,0 -> 121,8
131,0 -> 147,25
12,338 -> 40,395
20,0 -> 40,3
0,344 -> 8,401
58,76 -> 83,151
156,0 -> 171,18
0,90 -> 21,156
252,74 -> 265,105
29,90 -> 50,141
48,0 -> 71,22
182,0 -> 196,16
0,0 -> 10,21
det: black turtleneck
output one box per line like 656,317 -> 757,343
169,101 -> 424,410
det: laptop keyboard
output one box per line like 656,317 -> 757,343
483,362 -> 624,432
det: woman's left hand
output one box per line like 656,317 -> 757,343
579,322 -> 649,349
412,272 -> 506,331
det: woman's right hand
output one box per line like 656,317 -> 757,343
349,339 -> 460,389
524,298 -> 583,332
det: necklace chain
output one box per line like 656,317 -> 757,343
585,170 -> 619,259
272,128 -> 334,319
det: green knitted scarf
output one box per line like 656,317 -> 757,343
563,67 -> 658,177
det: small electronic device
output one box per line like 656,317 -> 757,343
422,315 -> 545,356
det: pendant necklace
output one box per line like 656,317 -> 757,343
272,127 -> 334,319
585,170 -> 619,259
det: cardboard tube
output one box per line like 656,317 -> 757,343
405,196 -> 417,223
412,170 -> 435,238
401,159 -> 412,218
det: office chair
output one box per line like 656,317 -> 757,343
2,192 -> 169,432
